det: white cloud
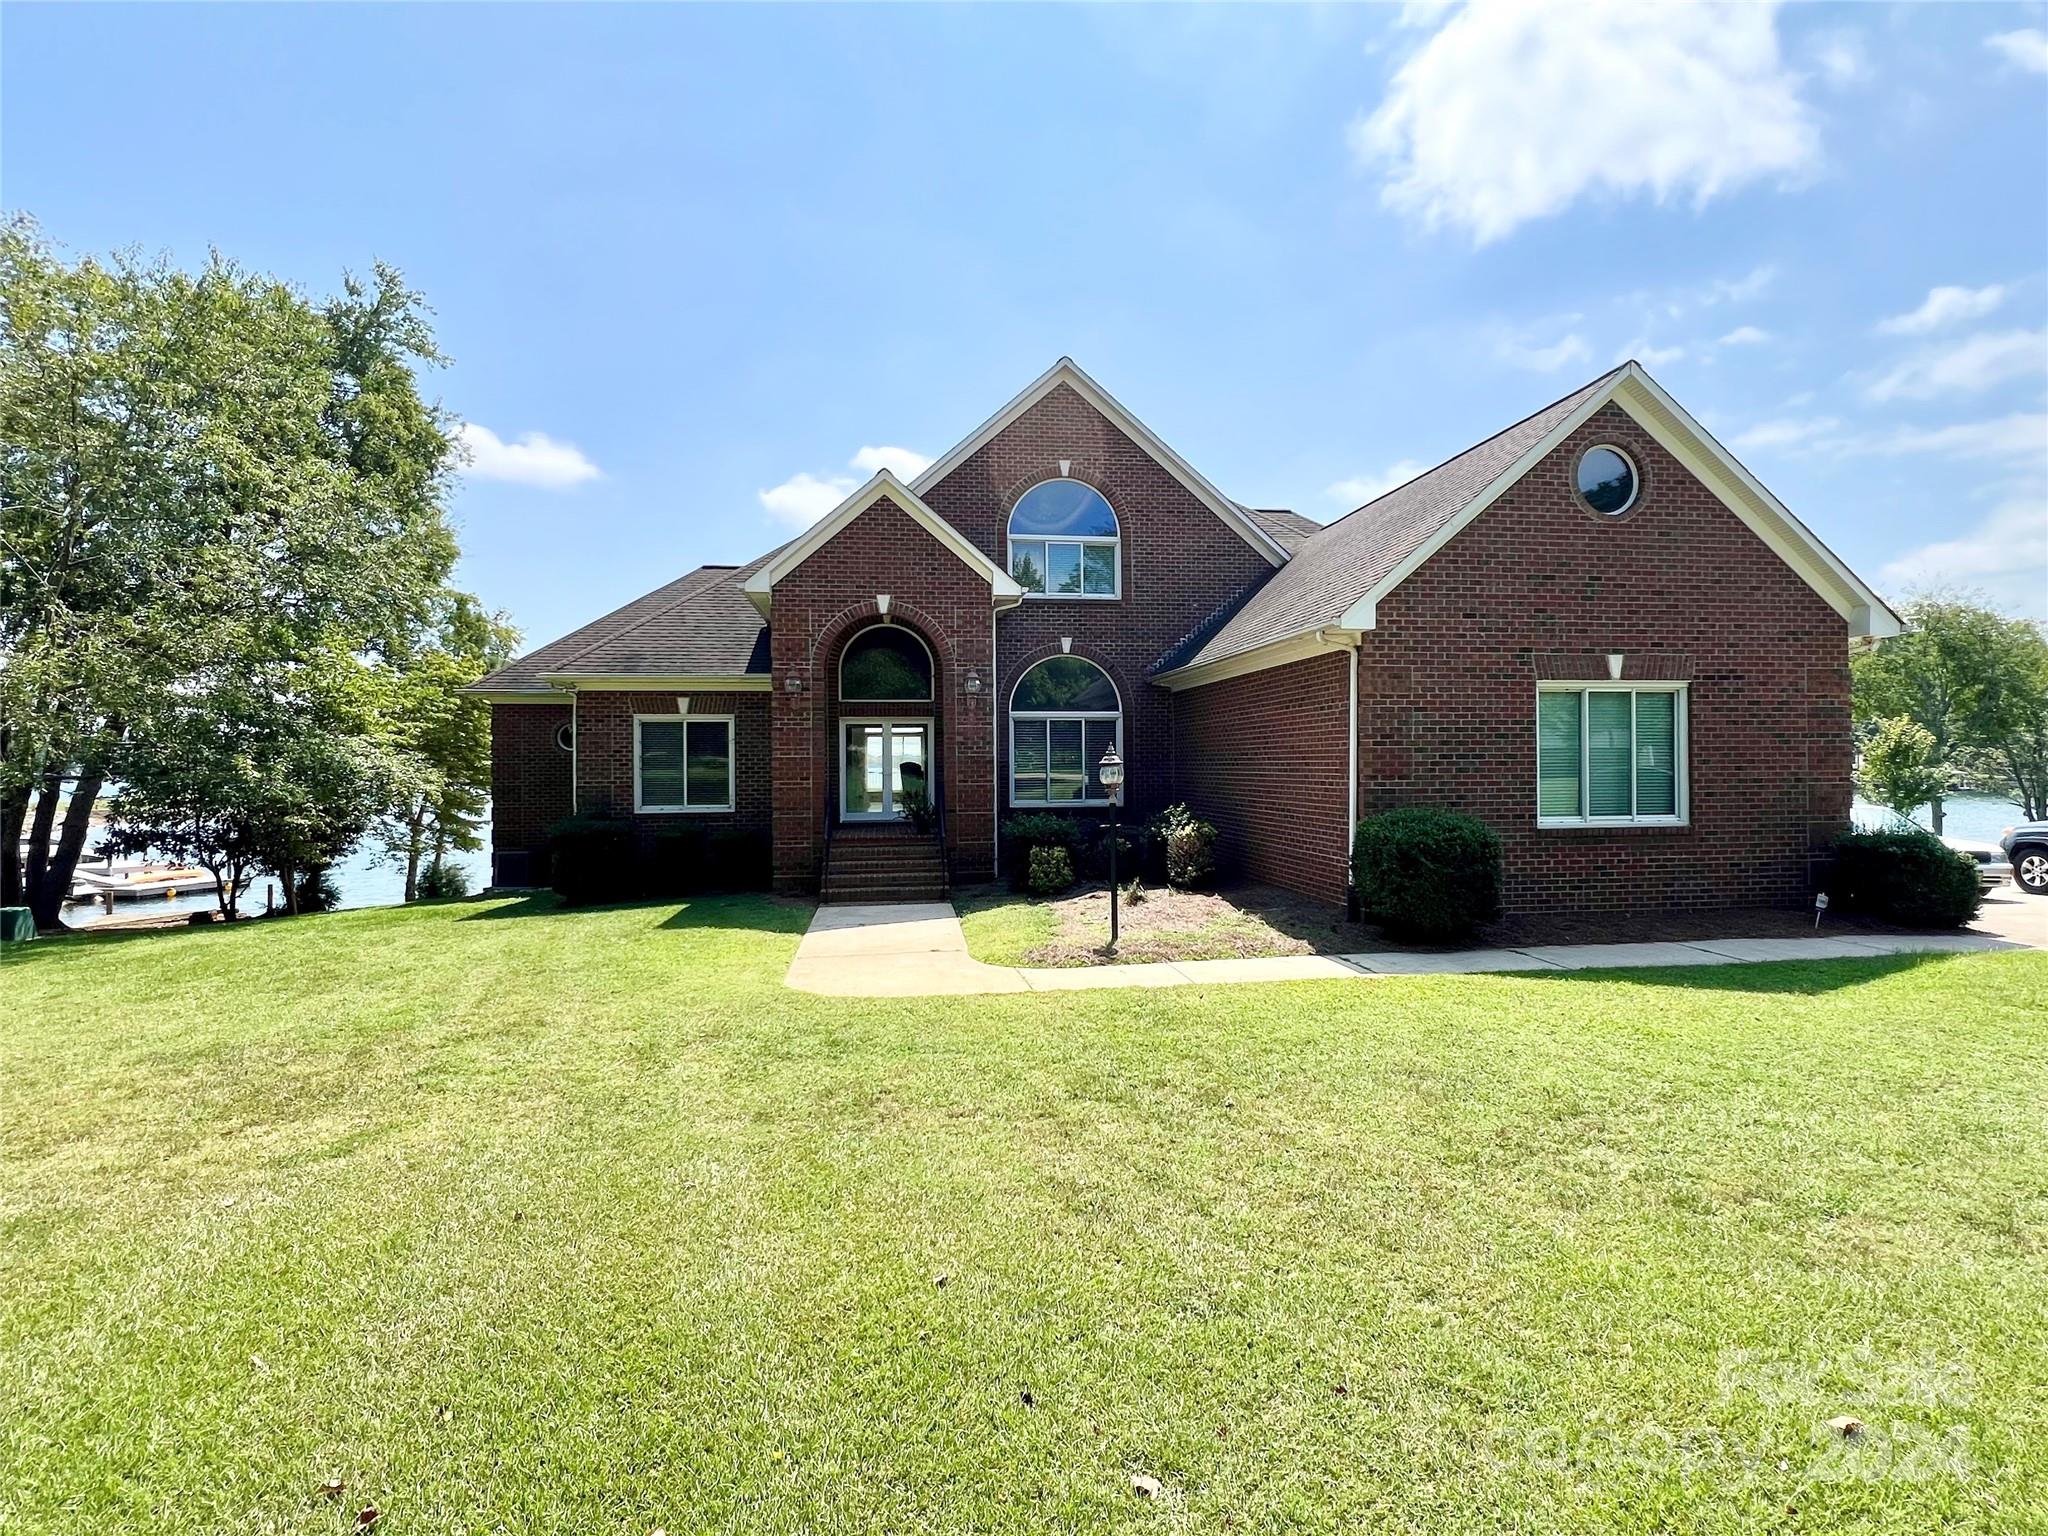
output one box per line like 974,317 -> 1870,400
1731,416 -> 1840,451
1326,459 -> 1431,506
1987,29 -> 2048,73
758,445 -> 934,527
849,445 -> 934,478
1865,329 -> 2047,402
1718,325 -> 1772,347
1876,284 -> 2008,336
1354,0 -> 1818,244
456,423 -> 602,489
1880,492 -> 2048,618
757,471 -> 854,527
1496,329 -> 1591,372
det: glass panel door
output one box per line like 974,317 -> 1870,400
841,720 -> 934,820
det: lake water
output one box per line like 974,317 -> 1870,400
64,837 -> 493,928
1851,791 -> 2027,844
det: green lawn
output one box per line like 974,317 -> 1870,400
5,895 -> 2046,1533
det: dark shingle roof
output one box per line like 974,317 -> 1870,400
469,559 -> 771,694
1245,507 -> 1321,553
1159,366 -> 1623,674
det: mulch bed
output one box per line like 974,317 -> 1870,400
986,880 -> 1996,964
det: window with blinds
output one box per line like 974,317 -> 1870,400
1535,686 -> 1686,825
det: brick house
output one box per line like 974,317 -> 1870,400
469,358 -> 1900,912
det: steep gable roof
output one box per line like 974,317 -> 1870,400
1157,362 -> 1902,684
910,358 -> 1291,568
740,469 -> 1024,614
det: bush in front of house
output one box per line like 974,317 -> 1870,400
548,812 -> 634,906
1003,813 -> 1089,890
644,822 -> 708,898
1351,807 -> 1502,941
1152,803 -> 1217,889
1826,828 -> 1982,929
1027,845 -> 1075,897
708,827 -> 770,891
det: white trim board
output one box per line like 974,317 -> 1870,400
539,674 -> 773,692
910,358 -> 1289,569
740,469 -> 1024,616
1339,363 -> 1904,639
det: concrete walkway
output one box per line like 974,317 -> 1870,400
785,901 -> 2035,999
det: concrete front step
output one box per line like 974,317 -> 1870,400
823,887 -> 949,904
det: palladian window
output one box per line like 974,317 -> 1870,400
1007,479 -> 1120,598
1010,656 -> 1122,806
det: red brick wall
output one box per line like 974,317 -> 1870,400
488,701 -> 573,884
571,690 -> 774,870
767,498 -> 998,890
1173,649 -> 1352,902
920,381 -> 1280,825
1357,400 -> 1851,913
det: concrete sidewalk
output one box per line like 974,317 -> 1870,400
784,902 -> 2035,998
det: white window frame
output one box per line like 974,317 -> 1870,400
633,712 -> 736,814
1008,659 -> 1124,808
1006,479 -> 1122,601
1534,682 -> 1688,829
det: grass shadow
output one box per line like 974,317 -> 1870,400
1502,950 -> 1960,996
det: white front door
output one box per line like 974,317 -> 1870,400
840,718 -> 933,821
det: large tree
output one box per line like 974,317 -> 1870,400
1851,595 -> 2048,832
1,219 -> 459,928
368,592 -> 518,903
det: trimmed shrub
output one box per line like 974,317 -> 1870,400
708,827 -> 770,891
1351,807 -> 1502,941
1827,829 -> 1981,929
547,812 -> 633,906
643,822 -> 708,898
416,860 -> 471,900
1003,813 -> 1088,890
1152,803 -> 1217,890
1027,845 -> 1075,898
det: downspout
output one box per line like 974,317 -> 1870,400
990,587 -> 1026,883
1347,638 -> 1359,907
568,686 -> 579,813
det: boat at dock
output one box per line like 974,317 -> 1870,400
67,863 -> 247,904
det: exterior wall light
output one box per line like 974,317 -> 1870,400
784,674 -> 804,692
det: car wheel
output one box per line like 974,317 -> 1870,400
2016,847 -> 2048,895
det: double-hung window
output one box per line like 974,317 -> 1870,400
1536,684 -> 1686,826
634,714 -> 735,813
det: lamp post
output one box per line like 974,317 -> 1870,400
1098,744 -> 1125,954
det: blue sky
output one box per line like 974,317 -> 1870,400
6,2 -> 2045,642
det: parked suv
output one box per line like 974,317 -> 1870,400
2002,822 -> 2048,896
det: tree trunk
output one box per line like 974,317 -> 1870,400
1929,790 -> 1945,836
24,774 -> 67,931
281,860 -> 299,917
1,782 -> 25,911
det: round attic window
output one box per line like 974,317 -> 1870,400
555,721 -> 575,753
1576,445 -> 1638,516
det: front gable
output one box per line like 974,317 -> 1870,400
912,358 -> 1288,569
1344,365 -> 1902,640
739,470 -> 1023,617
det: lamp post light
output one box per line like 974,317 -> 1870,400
1097,744 -> 1125,954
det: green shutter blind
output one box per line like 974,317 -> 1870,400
1013,720 -> 1048,802
1634,691 -> 1677,816
1587,692 -> 1634,817
1538,692 -> 1582,818
639,721 -> 690,807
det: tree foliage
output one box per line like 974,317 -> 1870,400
1,217 -> 491,927
1851,595 -> 2048,827
1854,716 -> 1946,822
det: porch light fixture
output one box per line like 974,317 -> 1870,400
784,674 -> 803,692
1098,744 -> 1126,954
963,670 -> 984,695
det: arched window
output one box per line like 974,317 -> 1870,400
840,624 -> 934,701
1009,656 -> 1122,806
1007,480 -> 1120,599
